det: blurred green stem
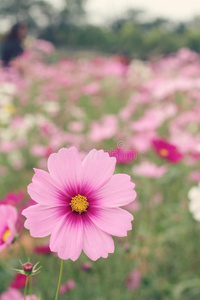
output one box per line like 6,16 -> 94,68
55,259 -> 64,300
29,276 -> 32,299
24,276 -> 29,300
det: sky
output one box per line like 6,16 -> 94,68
86,0 -> 200,23
48,0 -> 200,23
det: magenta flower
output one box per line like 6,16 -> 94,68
1,191 -> 25,206
109,147 -> 136,164
152,139 -> 183,163
10,274 -> 27,289
34,244 -> 51,255
22,147 -> 136,261
0,204 -> 18,252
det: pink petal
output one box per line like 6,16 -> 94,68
2,204 -> 18,224
82,215 -> 114,261
50,213 -> 83,261
82,149 -> 116,192
88,207 -> 133,237
28,169 -> 66,206
48,147 -> 82,194
93,174 -> 136,207
22,205 -> 67,238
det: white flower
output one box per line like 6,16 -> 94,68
43,101 -> 60,115
188,184 -> 200,221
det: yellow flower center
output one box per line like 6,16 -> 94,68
159,149 -> 169,157
70,194 -> 89,214
2,229 -> 11,243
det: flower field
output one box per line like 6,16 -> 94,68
0,43 -> 200,300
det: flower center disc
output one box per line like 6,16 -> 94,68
2,229 -> 11,243
70,194 -> 89,214
159,149 -> 169,157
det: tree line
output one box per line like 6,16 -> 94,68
1,0 -> 200,58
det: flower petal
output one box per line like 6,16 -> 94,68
82,214 -> 114,261
82,149 -> 116,193
93,174 -> 136,207
48,147 -> 82,195
88,207 -> 133,237
28,169 -> 66,206
22,205 -> 67,238
50,213 -> 83,261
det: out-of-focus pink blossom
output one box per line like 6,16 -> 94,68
126,269 -> 141,290
0,288 -> 38,300
89,115 -> 118,142
34,244 -> 51,255
125,200 -> 141,212
82,82 -> 100,95
0,205 -> 18,252
81,261 -> 92,272
1,191 -> 25,206
152,139 -> 183,163
132,161 -> 168,178
60,280 -> 76,295
109,147 -> 136,164
10,274 -> 27,289
189,171 -> 200,183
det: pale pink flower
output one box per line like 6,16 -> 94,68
126,269 -> 141,290
82,82 -> 100,95
189,171 -> 200,183
0,288 -> 22,300
60,279 -> 76,295
68,121 -> 84,133
22,147 -> 136,261
132,161 -> 168,178
89,115 -> 118,142
0,205 -> 18,252
124,200 -> 141,212
0,288 -> 38,300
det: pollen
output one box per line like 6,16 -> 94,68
70,194 -> 89,214
159,149 -> 169,157
2,229 -> 11,243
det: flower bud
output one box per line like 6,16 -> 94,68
22,262 -> 34,274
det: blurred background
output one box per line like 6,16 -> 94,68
1,0 -> 200,58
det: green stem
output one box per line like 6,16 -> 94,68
29,276 -> 32,299
55,259 -> 64,300
24,276 -> 29,300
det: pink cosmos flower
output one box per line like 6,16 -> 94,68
0,205 -> 18,252
34,244 -> 51,255
152,139 -> 183,163
1,191 -> 25,206
22,147 -> 136,261
189,171 -> 200,183
81,261 -> 92,272
109,147 -> 136,164
10,274 -> 27,289
0,288 -> 22,300
126,269 -> 141,290
132,161 -> 168,178
60,279 -> 76,295
0,288 -> 38,300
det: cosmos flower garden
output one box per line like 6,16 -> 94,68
0,42 -> 200,299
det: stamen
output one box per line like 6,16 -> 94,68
159,149 -> 169,157
70,194 -> 89,214
2,229 -> 11,243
